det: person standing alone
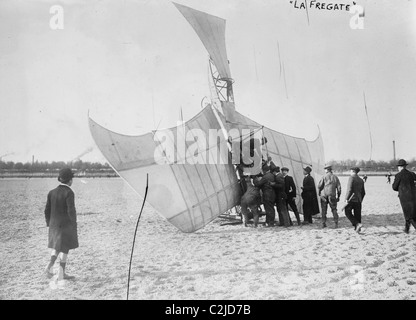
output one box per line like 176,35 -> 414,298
344,167 -> 366,233
318,165 -> 342,228
44,168 -> 79,279
392,159 -> 416,234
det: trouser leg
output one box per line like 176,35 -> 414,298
321,199 -> 328,225
277,203 -> 283,226
288,198 -> 300,224
278,198 -> 290,227
344,203 -> 358,227
240,200 -> 250,226
264,200 -> 275,225
355,202 -> 362,224
251,206 -> 260,227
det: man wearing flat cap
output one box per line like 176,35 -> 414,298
301,166 -> 319,224
318,164 -> 341,228
344,167 -> 366,233
44,167 -> 79,279
392,159 -> 416,233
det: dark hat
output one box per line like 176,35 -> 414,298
397,159 -> 408,166
262,164 -> 270,172
350,167 -> 360,173
270,163 -> 280,173
281,167 -> 289,172
324,164 -> 332,170
58,167 -> 74,183
303,166 -> 312,174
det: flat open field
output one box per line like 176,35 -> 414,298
1,176 -> 415,300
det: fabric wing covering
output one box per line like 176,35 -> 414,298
89,106 -> 242,233
173,2 -> 232,80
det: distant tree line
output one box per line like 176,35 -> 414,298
0,160 -> 114,172
326,158 -> 416,172
1,158 -> 415,174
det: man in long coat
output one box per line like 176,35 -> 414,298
344,167 -> 366,233
44,168 -> 79,278
301,166 -> 319,224
392,159 -> 416,233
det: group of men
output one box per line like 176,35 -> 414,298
239,158 -> 367,233
240,157 -> 416,234
240,159 -> 302,228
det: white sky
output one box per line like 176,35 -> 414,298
1,0 -> 415,163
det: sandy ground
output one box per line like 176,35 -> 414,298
1,176 -> 416,300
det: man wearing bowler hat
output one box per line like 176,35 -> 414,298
318,164 -> 341,228
44,167 -> 79,279
344,167 -> 366,233
392,159 -> 416,233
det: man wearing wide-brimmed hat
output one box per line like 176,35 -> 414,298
344,167 -> 366,233
44,167 -> 79,279
392,159 -> 416,233
318,164 -> 342,228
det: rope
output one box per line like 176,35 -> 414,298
126,173 -> 149,300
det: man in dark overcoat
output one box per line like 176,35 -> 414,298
281,167 -> 301,226
301,166 -> 319,224
392,159 -> 416,233
44,167 -> 79,278
344,167 -> 366,233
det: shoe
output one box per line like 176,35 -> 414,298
322,223 -> 327,228
404,226 -> 410,234
45,268 -> 54,279
63,273 -> 75,280
356,223 -> 362,233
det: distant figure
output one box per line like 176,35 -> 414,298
363,174 -> 368,183
44,168 -> 79,279
386,172 -> 392,184
318,165 -> 342,228
271,165 -> 291,227
240,176 -> 261,227
392,159 -> 416,234
344,167 -> 366,233
301,166 -> 319,224
281,167 -> 301,226
253,163 -> 276,227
